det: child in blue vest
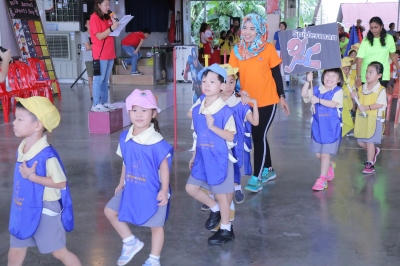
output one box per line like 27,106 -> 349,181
351,61 -> 386,174
104,89 -> 173,266
185,64 -> 236,245
301,69 -> 344,191
219,64 -> 259,203
8,97 -> 81,266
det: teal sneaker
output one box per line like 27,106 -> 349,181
244,176 -> 262,192
261,167 -> 276,183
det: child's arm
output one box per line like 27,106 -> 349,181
19,161 -> 66,189
241,95 -> 259,126
189,150 -> 196,169
310,96 -> 340,108
115,164 -> 126,194
301,72 -> 313,99
157,158 -> 170,206
356,103 -> 384,112
205,114 -> 234,142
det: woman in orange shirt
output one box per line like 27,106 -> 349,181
229,13 -> 290,193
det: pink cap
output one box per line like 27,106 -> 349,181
125,89 -> 161,113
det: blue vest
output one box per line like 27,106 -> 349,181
230,101 -> 252,182
191,104 -> 234,185
118,131 -> 173,226
311,86 -> 342,144
9,146 -> 74,240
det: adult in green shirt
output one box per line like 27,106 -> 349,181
356,16 -> 400,88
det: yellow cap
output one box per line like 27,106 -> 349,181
341,57 -> 353,68
348,43 -> 360,55
16,97 -> 60,132
219,64 -> 239,79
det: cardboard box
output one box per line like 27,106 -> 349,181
88,108 -> 123,134
113,102 -> 131,128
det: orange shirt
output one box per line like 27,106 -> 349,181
229,43 -> 281,107
90,13 -> 116,60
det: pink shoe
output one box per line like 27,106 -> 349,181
312,176 -> 328,191
326,161 -> 336,182
373,147 -> 380,164
362,162 -> 375,174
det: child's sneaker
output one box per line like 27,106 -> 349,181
312,176 -> 328,191
117,238 -> 144,266
373,147 -> 380,164
234,189 -> 245,204
142,258 -> 161,266
362,162 -> 375,174
200,204 -> 210,211
326,161 -> 336,182
261,167 -> 276,183
244,176 -> 262,192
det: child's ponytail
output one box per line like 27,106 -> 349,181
152,117 -> 162,134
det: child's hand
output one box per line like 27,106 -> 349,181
350,92 -> 357,98
358,105 -> 366,112
241,94 -> 255,105
19,161 -> 37,179
157,190 -> 169,206
306,72 -> 313,82
189,156 -> 194,169
205,114 -> 214,129
239,90 -> 249,97
115,183 -> 124,194
311,95 -> 320,105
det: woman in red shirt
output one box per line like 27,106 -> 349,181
90,0 -> 119,112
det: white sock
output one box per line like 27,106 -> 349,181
210,203 -> 220,212
234,185 -> 241,191
209,194 -> 215,200
220,222 -> 231,231
148,254 -> 160,262
122,235 -> 135,244
230,201 -> 235,210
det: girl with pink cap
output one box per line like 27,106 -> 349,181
104,89 -> 173,266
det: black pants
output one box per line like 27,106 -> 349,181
252,104 -> 277,177
220,55 -> 230,64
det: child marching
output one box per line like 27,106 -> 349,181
301,69 -> 344,191
185,64 -> 236,245
8,97 -> 81,266
104,89 -> 173,266
351,61 -> 386,174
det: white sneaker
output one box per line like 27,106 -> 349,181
117,239 -> 144,266
103,102 -> 117,110
91,103 -> 109,112
122,60 -> 127,70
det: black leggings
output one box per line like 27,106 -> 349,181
252,104 -> 277,177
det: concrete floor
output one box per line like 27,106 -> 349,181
1,77 -> 400,266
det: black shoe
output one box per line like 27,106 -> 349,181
205,211 -> 221,230
286,81 -> 290,86
208,226 -> 235,245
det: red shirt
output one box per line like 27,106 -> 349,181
90,13 -> 116,60
122,32 -> 145,47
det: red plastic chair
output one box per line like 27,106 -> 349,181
14,60 -> 52,102
27,58 -> 62,100
0,82 -> 12,123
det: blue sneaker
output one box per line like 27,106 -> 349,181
244,176 -> 262,192
261,167 -> 276,183
117,238 -> 144,266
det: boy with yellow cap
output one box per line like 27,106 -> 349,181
219,64 -> 259,200
341,57 -> 355,137
8,97 -> 81,266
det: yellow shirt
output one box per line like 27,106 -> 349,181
303,85 -> 344,108
360,83 -> 387,117
219,38 -> 231,56
17,135 -> 66,201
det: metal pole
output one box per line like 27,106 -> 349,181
173,48 -> 178,150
